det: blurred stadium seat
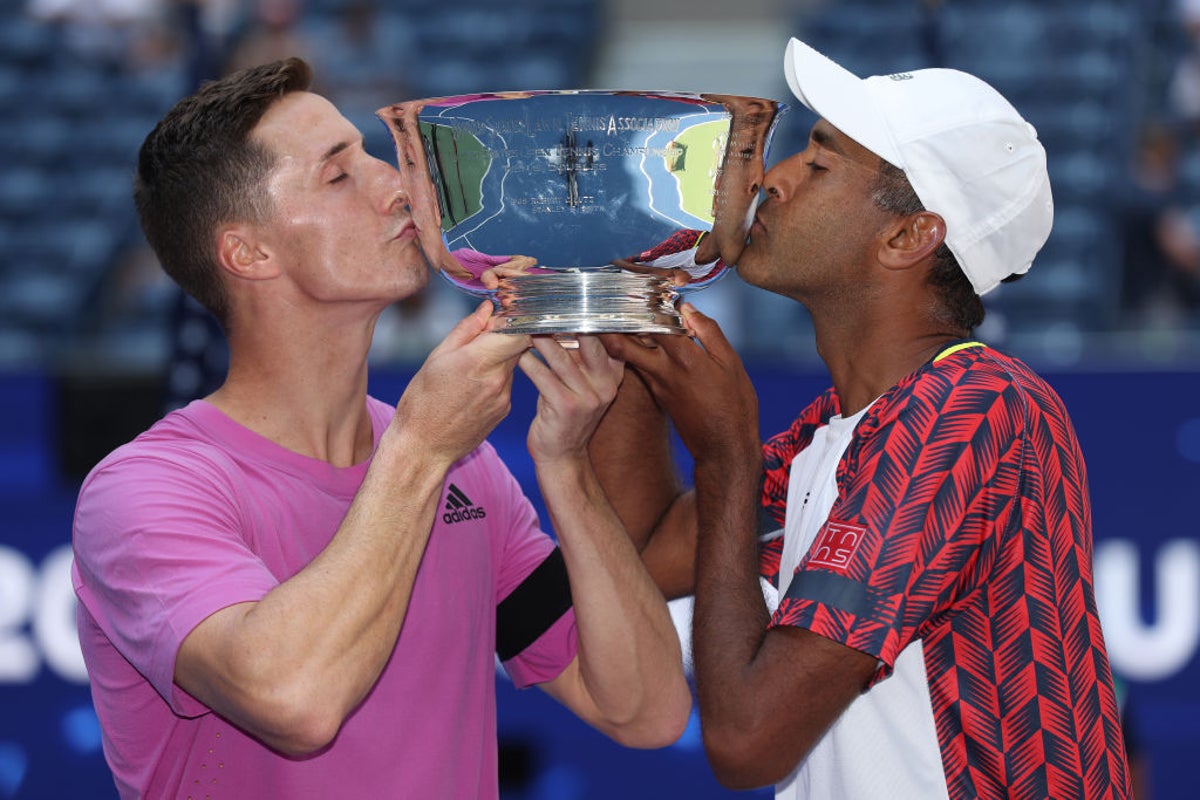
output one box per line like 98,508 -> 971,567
0,0 -> 601,370
790,0 -> 1161,351
0,0 -> 1193,370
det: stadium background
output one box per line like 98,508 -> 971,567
1,0 -> 1198,796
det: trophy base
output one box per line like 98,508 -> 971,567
494,271 -> 684,335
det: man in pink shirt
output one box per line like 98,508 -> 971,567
72,58 -> 690,799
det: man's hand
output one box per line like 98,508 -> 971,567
521,333 -> 692,748
475,253 -> 539,289
518,335 -> 625,464
611,257 -> 692,287
393,300 -> 530,465
602,304 -> 759,467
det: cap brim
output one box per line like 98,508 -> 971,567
784,38 -> 901,166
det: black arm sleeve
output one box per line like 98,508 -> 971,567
495,547 -> 574,662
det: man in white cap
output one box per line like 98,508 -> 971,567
595,38 -> 1133,799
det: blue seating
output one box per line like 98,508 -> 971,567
0,0 -> 1184,366
0,0 -> 602,368
0,16 -> 56,68
790,0 -> 1145,337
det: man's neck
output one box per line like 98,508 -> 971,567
208,330 -> 377,467
813,314 -> 962,416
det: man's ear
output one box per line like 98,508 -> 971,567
877,211 -> 946,273
216,225 -> 278,281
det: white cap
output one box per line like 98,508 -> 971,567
783,37 -> 1054,296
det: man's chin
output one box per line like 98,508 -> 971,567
379,268 -> 430,307
400,256 -> 431,287
731,255 -> 764,288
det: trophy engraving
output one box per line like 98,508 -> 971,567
378,90 -> 787,334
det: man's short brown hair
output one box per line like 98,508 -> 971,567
133,58 -> 313,328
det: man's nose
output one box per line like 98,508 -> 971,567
387,187 -> 409,213
762,155 -> 801,200
377,167 -> 408,213
762,168 -> 782,199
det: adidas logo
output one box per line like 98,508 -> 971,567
442,483 -> 487,524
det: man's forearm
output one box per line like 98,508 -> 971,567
176,428 -> 452,753
690,456 -> 775,775
590,366 -> 681,549
590,364 -> 698,597
537,455 -> 691,747
689,451 -> 877,787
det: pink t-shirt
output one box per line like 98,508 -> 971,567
72,398 -> 577,799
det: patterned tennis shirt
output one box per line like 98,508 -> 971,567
757,342 -> 1132,800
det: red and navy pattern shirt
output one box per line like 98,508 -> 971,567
759,343 -> 1132,800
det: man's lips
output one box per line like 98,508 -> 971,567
392,219 -> 417,240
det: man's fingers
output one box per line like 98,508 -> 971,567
517,348 -> 553,389
572,335 -> 624,398
617,260 -> 690,286
429,300 -> 493,354
476,327 -> 533,363
681,304 -> 738,365
601,334 -> 677,375
481,256 -> 540,289
502,255 -> 537,270
522,335 -> 623,404
598,332 -> 658,361
531,334 -> 579,369
575,335 -> 619,374
434,301 -> 532,363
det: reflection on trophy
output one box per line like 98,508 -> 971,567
377,91 -> 787,335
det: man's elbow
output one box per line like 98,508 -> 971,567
233,677 -> 348,756
702,723 -> 796,790
259,707 -> 342,756
606,683 -> 693,749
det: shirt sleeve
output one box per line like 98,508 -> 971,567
469,444 -> 578,688
73,445 -> 279,715
768,364 -> 1025,674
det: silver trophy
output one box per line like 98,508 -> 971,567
377,90 -> 787,335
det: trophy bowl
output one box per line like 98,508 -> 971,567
377,90 -> 788,335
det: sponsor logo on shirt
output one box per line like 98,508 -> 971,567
807,520 -> 866,571
443,483 -> 487,524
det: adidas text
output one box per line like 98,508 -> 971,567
443,506 -> 487,524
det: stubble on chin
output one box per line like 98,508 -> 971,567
731,241 -> 770,289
